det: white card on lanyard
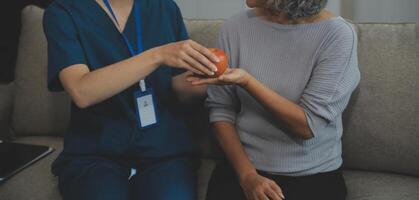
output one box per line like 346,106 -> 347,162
134,89 -> 159,129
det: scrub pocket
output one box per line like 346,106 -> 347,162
99,119 -> 134,156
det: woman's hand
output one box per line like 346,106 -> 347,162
154,39 -> 220,76
240,172 -> 285,200
186,68 -> 253,87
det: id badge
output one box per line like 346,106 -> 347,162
134,89 -> 159,129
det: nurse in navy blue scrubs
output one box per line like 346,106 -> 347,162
43,0 -> 219,199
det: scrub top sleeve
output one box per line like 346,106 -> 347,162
43,5 -> 87,92
170,2 -> 188,76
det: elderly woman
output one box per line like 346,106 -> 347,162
189,0 -> 360,200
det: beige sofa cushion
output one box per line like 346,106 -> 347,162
12,6 -> 70,136
185,20 -> 224,48
342,23 -> 419,176
344,170 -> 419,200
184,20 -> 225,158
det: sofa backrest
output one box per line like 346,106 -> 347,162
12,5 -> 419,176
341,23 -> 419,177
183,20 -> 225,158
12,6 -> 70,136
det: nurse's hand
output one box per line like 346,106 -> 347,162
186,68 -> 253,87
155,39 -> 220,76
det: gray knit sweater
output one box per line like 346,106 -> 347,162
206,10 -> 360,176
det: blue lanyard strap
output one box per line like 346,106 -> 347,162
102,0 -> 143,56
100,0 -> 148,126
133,0 -> 143,54
102,0 -> 146,91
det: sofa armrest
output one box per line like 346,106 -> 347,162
0,82 -> 14,141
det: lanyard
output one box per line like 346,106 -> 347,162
102,0 -> 146,92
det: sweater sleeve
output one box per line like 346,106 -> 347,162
206,24 -> 240,124
299,22 -> 360,137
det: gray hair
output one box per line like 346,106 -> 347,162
265,0 -> 328,19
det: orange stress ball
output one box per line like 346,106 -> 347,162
208,48 -> 228,78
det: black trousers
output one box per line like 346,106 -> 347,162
207,162 -> 347,200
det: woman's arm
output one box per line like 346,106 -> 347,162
242,75 -> 313,140
189,68 -> 313,140
172,72 -> 207,103
206,71 -> 284,200
213,121 -> 285,200
61,40 -> 219,108
213,122 -> 257,180
44,4 -> 219,108
59,48 -> 159,108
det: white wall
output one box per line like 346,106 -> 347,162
175,0 -> 246,19
352,0 -> 419,22
326,0 -> 341,16
175,0 -> 342,19
176,0 -> 419,23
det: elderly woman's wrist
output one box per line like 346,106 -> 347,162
238,168 -> 258,183
240,74 -> 256,88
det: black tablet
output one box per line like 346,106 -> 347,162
0,141 -> 54,183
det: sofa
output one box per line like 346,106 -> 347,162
0,5 -> 418,200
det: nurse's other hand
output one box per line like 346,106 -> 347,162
187,68 -> 253,87
156,40 -> 219,76
240,172 -> 285,200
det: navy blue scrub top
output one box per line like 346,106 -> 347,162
43,0 -> 196,159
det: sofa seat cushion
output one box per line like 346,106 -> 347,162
0,136 -> 62,200
344,170 -> 419,200
2,138 -> 419,200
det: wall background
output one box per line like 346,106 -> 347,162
175,0 -> 419,23
347,0 -> 419,23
